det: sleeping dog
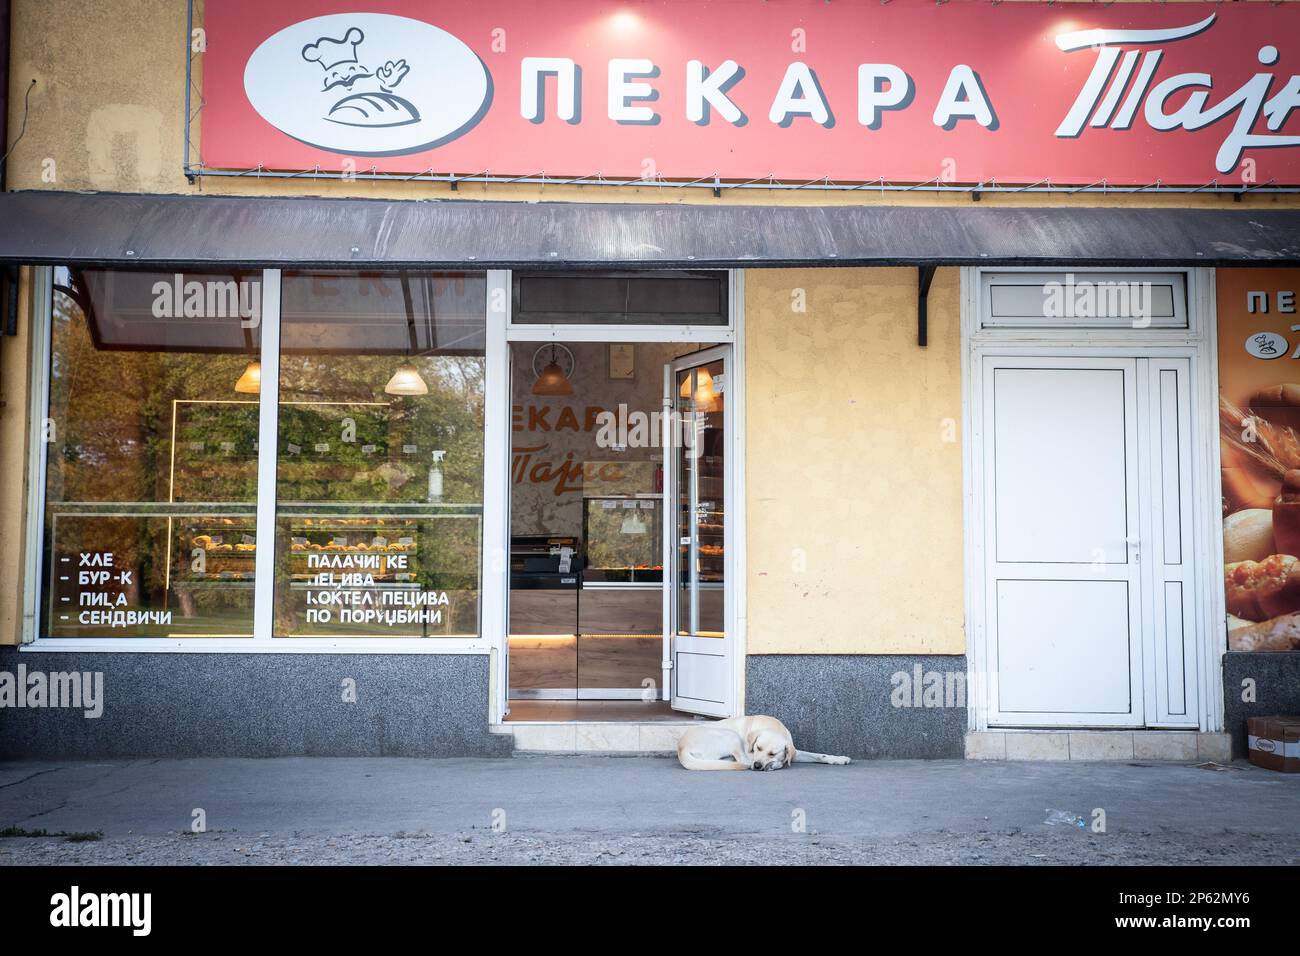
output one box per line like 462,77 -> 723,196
676,715 -> 851,771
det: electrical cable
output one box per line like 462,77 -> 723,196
0,79 -> 36,173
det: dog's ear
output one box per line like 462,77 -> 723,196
745,730 -> 761,753
785,743 -> 797,766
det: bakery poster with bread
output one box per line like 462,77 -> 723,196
1219,268 -> 1300,652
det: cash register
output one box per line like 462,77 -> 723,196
508,535 -> 582,590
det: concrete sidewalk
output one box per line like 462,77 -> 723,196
1,755 -> 1296,865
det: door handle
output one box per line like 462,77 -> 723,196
1125,534 -> 1140,562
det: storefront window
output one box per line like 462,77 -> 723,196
272,271 -> 486,638
42,268 -> 262,637
39,267 -> 488,642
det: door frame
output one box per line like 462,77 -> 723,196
489,270 -> 747,722
664,344 -> 735,717
961,267 -> 1225,733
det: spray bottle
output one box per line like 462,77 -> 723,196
428,450 -> 446,502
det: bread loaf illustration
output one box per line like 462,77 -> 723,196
1225,554 -> 1300,621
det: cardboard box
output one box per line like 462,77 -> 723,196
1246,715 -> 1300,773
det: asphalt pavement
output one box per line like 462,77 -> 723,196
1,755 -> 1295,864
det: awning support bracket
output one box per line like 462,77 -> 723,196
917,265 -> 936,348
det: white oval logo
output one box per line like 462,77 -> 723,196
244,14 -> 491,156
1245,331 -> 1289,360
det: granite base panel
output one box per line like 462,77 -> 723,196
1222,651 -> 1300,759
0,649 -> 511,758
745,654 -> 968,759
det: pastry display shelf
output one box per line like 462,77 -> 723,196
181,576 -> 255,586
176,522 -> 257,586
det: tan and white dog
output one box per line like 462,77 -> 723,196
676,715 -> 851,771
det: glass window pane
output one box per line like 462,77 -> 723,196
273,271 -> 486,638
674,360 -> 725,640
42,268 -> 262,638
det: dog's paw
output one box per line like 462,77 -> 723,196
829,755 -> 850,765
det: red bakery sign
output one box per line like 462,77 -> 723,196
199,0 -> 1300,185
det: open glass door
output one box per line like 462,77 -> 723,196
664,346 -> 731,717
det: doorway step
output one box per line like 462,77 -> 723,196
491,701 -> 708,754
966,730 -> 1231,762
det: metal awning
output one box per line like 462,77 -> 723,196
0,189 -> 1298,269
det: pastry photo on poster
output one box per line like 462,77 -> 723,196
1218,268 -> 1300,651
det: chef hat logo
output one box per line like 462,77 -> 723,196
302,27 -> 364,73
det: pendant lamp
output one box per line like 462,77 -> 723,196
234,359 -> 262,394
386,272 -> 431,396
679,367 -> 717,411
384,361 -> 430,396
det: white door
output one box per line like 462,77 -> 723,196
982,354 -> 1198,728
664,347 -> 732,717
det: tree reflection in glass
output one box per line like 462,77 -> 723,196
273,271 -> 486,638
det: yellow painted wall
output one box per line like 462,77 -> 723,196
743,268 -> 965,655
0,272 -> 33,646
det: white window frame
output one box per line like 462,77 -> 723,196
980,270 -> 1189,330
20,265 -> 498,655
961,266 -> 1225,733
505,271 -> 735,345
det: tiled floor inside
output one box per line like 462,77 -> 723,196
504,700 -> 694,723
